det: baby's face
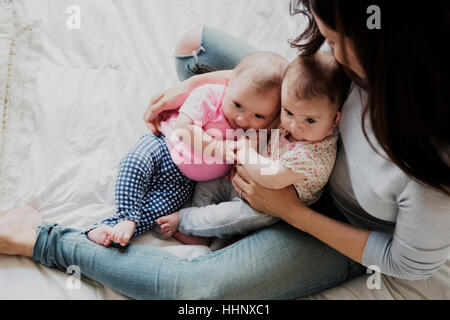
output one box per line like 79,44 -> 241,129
280,82 -> 340,142
221,72 -> 280,131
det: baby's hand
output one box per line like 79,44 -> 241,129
237,136 -> 258,151
224,140 -> 238,164
235,137 -> 258,165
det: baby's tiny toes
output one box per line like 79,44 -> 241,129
111,231 -> 120,243
157,217 -> 167,225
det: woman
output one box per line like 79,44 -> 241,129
0,0 -> 449,299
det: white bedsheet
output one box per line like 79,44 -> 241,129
1,0 -> 448,300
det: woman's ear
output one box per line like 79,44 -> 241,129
333,111 -> 341,127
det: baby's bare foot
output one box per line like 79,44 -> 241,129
173,231 -> 210,246
156,212 -> 179,238
107,220 -> 136,246
87,225 -> 113,247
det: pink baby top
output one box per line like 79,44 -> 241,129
159,84 -> 234,181
264,125 -> 339,205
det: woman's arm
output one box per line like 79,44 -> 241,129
231,165 -> 370,263
284,201 -> 370,264
172,112 -> 235,160
144,70 -> 231,134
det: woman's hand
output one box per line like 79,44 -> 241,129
231,165 -> 370,264
230,164 -> 305,220
143,81 -> 192,135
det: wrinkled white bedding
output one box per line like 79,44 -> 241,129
0,0 -> 448,300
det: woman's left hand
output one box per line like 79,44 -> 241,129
230,165 -> 305,220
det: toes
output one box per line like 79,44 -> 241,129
123,233 -> 131,243
103,237 -> 112,247
120,233 -> 131,247
157,217 -> 168,225
110,231 -> 119,243
162,228 -> 173,237
107,230 -> 114,241
163,231 -> 172,238
118,233 -> 124,244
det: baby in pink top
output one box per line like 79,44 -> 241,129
158,51 -> 289,181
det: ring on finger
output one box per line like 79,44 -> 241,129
239,189 -> 244,199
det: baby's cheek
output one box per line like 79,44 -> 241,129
255,119 -> 272,130
222,105 -> 233,120
251,122 -> 265,130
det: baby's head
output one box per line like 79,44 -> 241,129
281,52 -> 351,142
222,51 -> 289,130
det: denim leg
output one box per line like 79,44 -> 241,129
33,221 -> 366,300
175,25 -> 258,81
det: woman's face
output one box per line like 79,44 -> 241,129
311,9 -> 366,79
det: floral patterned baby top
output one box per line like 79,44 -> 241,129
263,125 -> 339,205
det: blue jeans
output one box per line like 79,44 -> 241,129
175,26 -> 257,80
32,26 -> 366,300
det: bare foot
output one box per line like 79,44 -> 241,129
0,206 -> 42,257
87,225 -> 113,247
173,231 -> 210,246
107,220 -> 136,246
156,212 -> 179,238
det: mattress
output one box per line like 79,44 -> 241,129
0,0 -> 448,300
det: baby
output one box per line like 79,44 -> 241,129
157,52 -> 350,242
86,51 -> 289,247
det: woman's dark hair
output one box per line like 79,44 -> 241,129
289,0 -> 450,195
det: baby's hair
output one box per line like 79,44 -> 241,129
285,52 -> 351,110
232,51 -> 289,94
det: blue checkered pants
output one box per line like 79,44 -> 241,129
86,134 -> 195,237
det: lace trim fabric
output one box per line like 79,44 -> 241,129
0,1 -> 41,211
